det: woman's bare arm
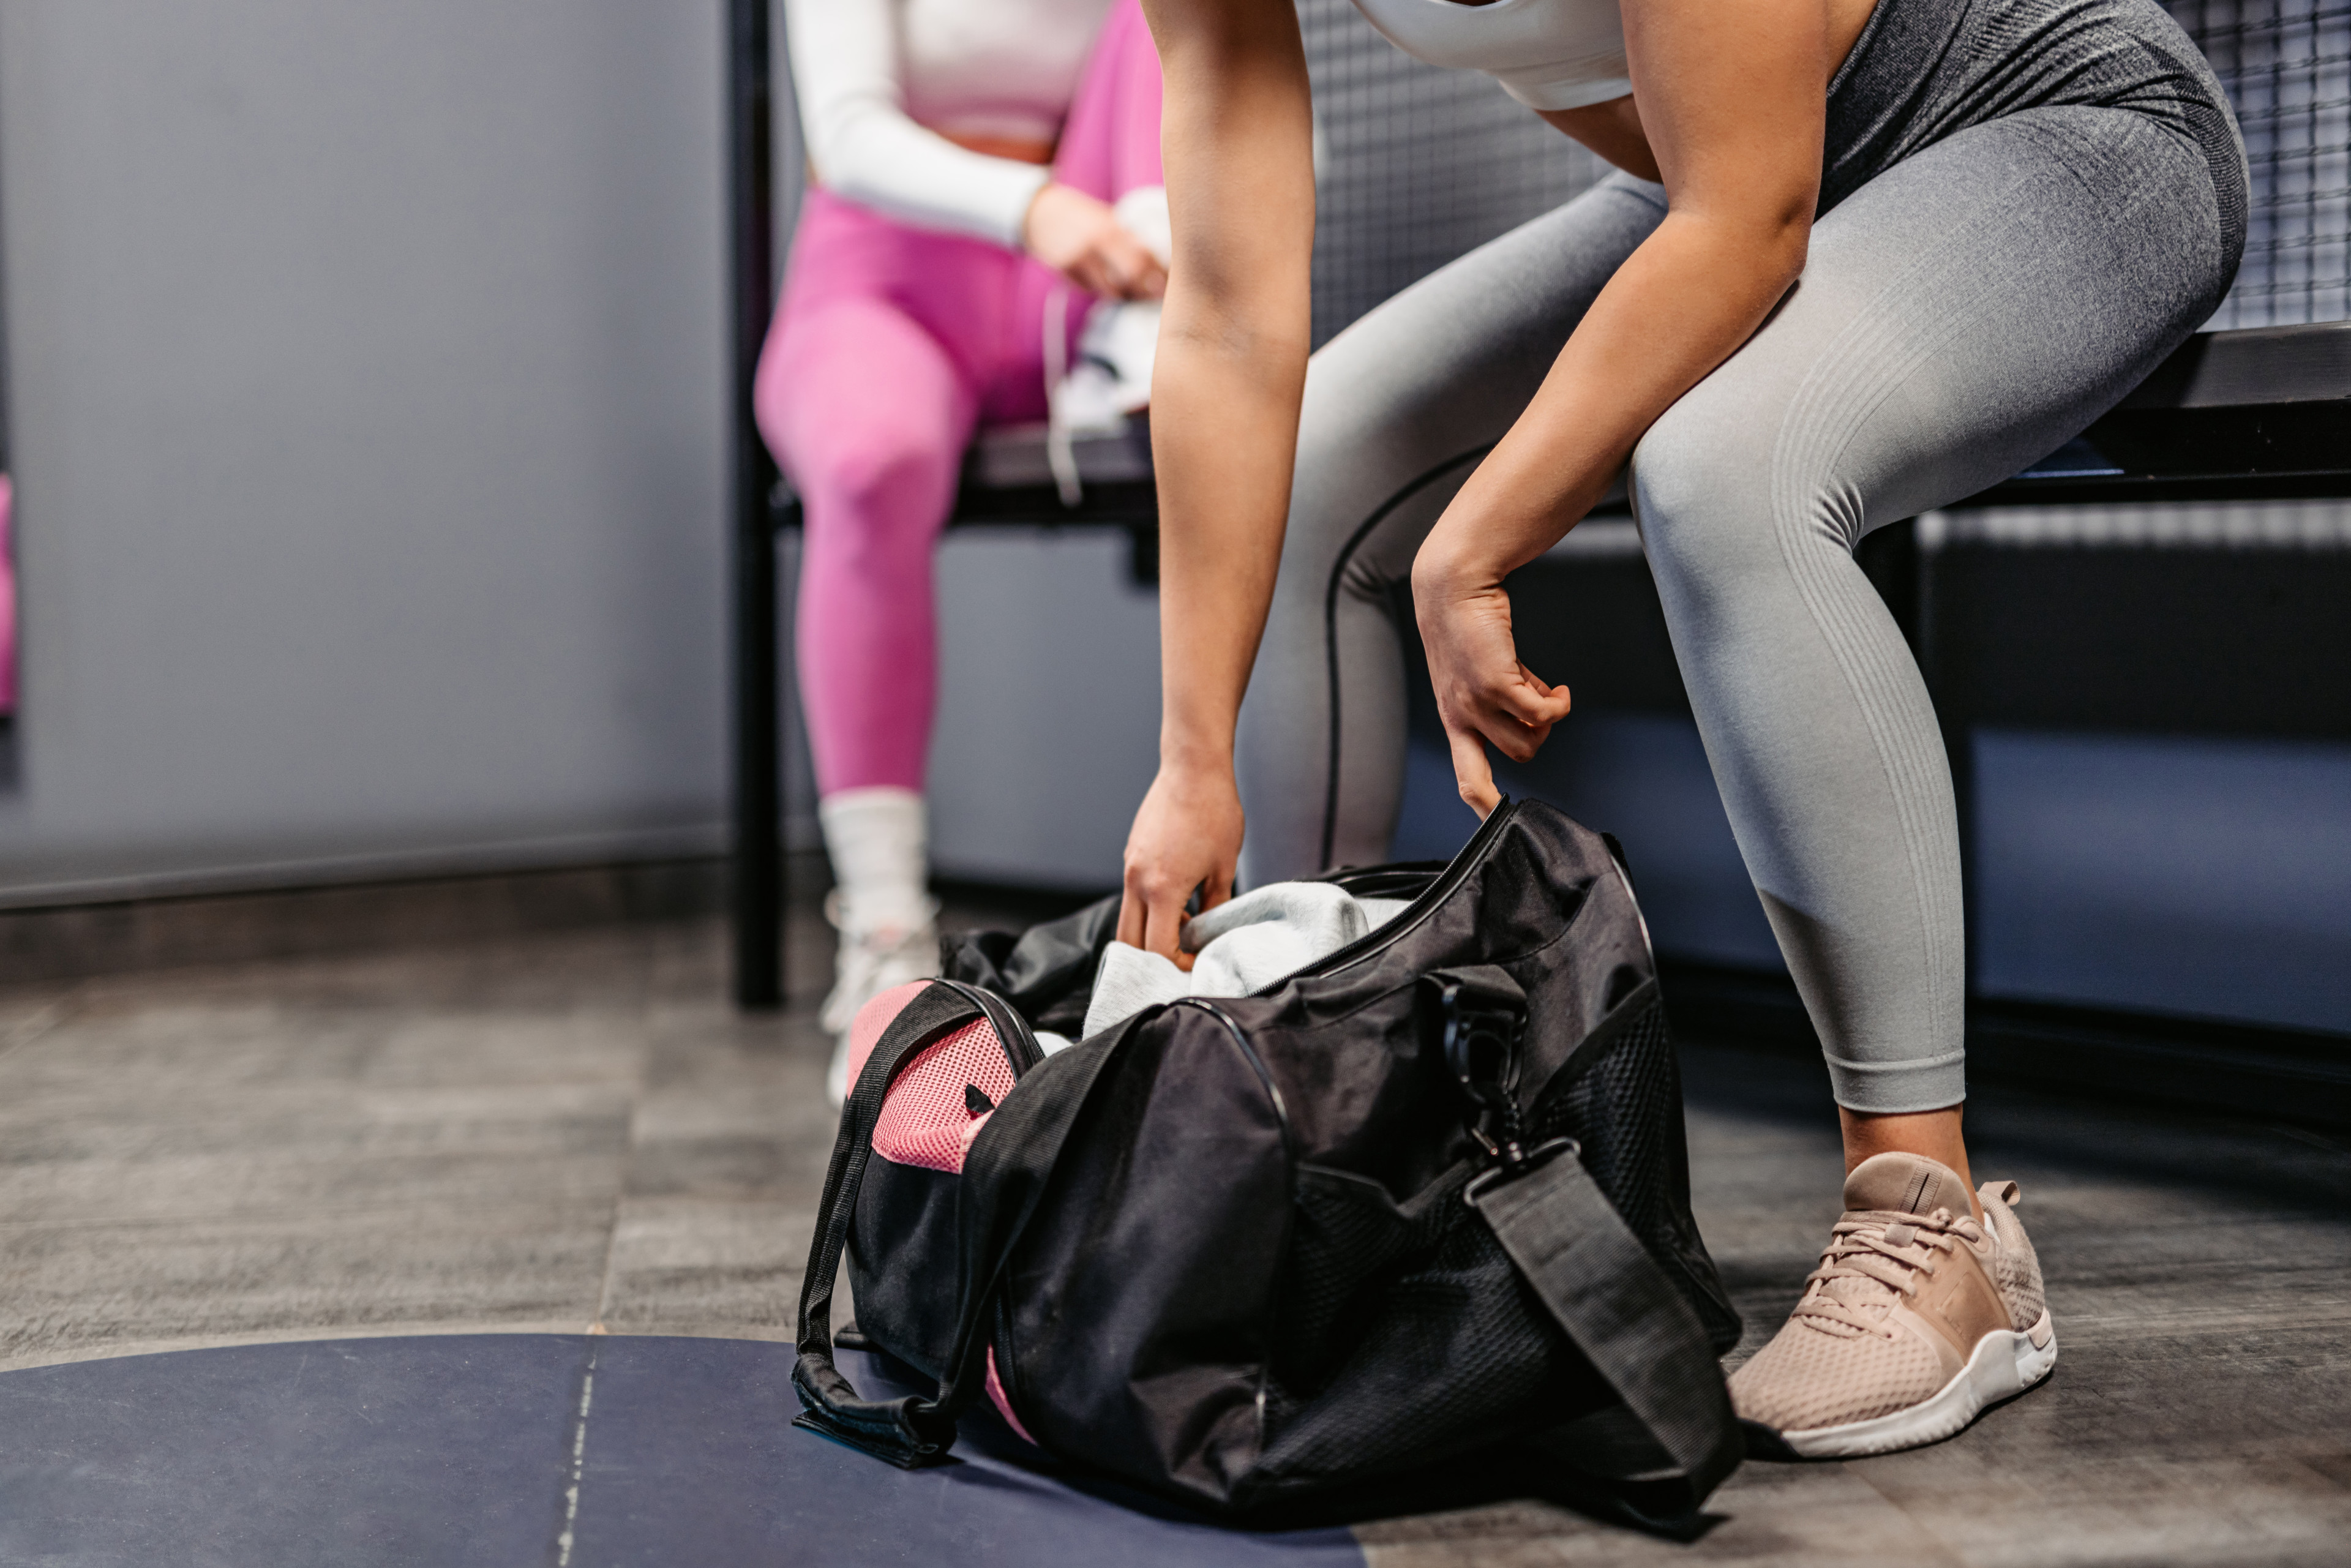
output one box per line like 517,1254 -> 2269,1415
1117,0 -> 1318,961
1540,97 -> 1661,182
1415,0 -> 1849,814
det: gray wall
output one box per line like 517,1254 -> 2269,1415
928,530 -> 1160,890
0,1 -> 730,904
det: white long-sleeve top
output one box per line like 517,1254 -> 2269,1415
787,0 -> 1116,248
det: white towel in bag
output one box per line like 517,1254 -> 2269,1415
1073,882 -> 1413,1043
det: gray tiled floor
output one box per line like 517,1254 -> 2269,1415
2,910 -> 2347,1564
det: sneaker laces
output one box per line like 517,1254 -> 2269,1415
1791,1207 -> 1986,1340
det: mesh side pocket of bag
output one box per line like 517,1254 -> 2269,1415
1254,1185 -> 1610,1499
1275,1163 -> 1460,1390
1528,1000 -> 1674,1232
871,1016 -> 1018,1174
1526,996 -> 1740,1352
1253,1001 -> 1700,1496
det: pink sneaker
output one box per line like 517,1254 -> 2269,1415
1731,1151 -> 2057,1458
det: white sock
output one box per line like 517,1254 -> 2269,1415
819,786 -> 932,934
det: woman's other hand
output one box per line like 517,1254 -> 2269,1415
1379,0 -> 1833,827
1024,183 -> 1169,300
1411,560 -> 1572,819
1118,759 -> 1243,969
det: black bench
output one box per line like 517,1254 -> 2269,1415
1971,321 -> 2351,506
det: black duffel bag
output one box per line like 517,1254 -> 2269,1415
792,797 -> 1744,1517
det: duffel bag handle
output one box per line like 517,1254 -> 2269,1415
792,995 -> 1149,1466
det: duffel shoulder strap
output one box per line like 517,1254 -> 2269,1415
793,1003 -> 1147,1466
1470,1144 -> 1744,1514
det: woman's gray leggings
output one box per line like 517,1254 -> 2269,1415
1234,106 -> 2238,1112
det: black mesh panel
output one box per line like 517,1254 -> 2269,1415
1252,994 -> 1732,1496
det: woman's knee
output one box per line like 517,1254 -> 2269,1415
758,304 -> 969,539
1630,396 -> 1793,598
790,422 -> 959,595
1281,367 -> 1406,595
819,427 -> 959,523
1287,354 -> 1481,609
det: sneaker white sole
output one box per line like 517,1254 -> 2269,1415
1778,1310 -> 2058,1459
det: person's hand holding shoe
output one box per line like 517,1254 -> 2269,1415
1024,182 -> 1169,300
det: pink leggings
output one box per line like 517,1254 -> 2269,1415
754,0 -> 1163,798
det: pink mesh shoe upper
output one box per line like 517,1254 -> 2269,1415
1731,1310 -> 1948,1430
1979,1180 -> 2049,1329
1732,1155 -> 2049,1437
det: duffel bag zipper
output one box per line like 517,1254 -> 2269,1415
1250,797 -> 1525,996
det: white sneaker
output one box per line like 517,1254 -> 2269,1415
821,889 -> 941,1106
1077,299 -> 1161,418
1042,186 -> 1169,501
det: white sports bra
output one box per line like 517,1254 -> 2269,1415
1348,0 -> 1632,112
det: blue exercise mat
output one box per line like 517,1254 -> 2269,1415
0,1335 -> 1365,1567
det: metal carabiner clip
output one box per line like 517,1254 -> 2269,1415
1427,975 -> 1529,1169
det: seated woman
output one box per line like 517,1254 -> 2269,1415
759,0 -> 1167,1102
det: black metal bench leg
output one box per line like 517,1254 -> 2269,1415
734,506 -> 782,1010
729,0 -> 781,1010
